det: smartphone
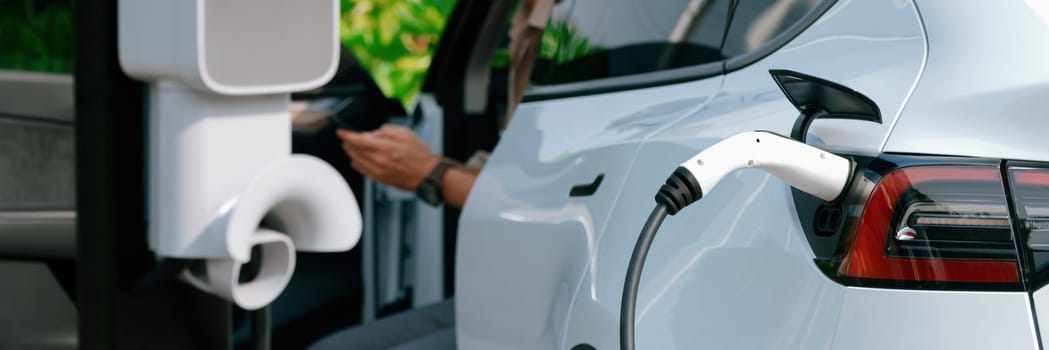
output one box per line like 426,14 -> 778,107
328,95 -> 405,132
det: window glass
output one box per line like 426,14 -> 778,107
0,0 -> 74,73
721,0 -> 822,57
530,0 -> 732,85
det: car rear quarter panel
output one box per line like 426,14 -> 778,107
564,0 -> 934,348
885,0 -> 1049,163
888,1 -> 1049,346
455,0 -> 1040,349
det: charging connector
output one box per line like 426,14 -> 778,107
621,131 -> 854,350
655,131 -> 852,214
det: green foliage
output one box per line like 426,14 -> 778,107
539,19 -> 601,64
0,0 -> 74,74
0,0 -> 599,94
341,0 -> 457,109
490,16 -> 602,72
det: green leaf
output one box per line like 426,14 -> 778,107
340,0 -> 456,109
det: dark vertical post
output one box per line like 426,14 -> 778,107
74,0 -> 233,348
74,0 -> 141,346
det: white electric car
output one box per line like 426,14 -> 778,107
455,0 -> 1049,349
4,0 -> 1049,349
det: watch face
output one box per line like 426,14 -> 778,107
418,180 -> 441,205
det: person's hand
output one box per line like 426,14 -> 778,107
336,124 -> 441,192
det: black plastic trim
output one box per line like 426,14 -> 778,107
655,167 -> 703,216
874,153 -> 1002,171
768,69 -> 882,143
770,70 -> 882,124
792,154 -> 875,259
569,174 -> 604,197
522,62 -> 723,102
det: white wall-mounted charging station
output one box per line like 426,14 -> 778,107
118,0 -> 361,310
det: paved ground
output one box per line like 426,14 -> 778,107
310,299 -> 455,350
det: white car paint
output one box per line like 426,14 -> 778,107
458,0 -> 1047,348
456,76 -> 724,349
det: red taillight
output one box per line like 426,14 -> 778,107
839,166 -> 1020,284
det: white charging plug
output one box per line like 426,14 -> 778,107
653,131 -> 853,215
678,131 -> 852,202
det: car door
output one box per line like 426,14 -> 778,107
455,0 -> 733,348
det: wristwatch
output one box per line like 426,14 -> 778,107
417,158 -> 456,206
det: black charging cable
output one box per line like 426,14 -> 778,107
620,167 -> 702,350
618,130 -> 855,349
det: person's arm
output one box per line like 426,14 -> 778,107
440,164 -> 478,209
336,125 -> 477,209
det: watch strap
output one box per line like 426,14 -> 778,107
418,158 -> 456,206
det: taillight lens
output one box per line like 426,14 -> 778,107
838,166 -> 1021,286
1008,166 -> 1049,286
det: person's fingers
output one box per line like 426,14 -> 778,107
335,128 -> 355,140
339,129 -> 385,151
339,130 -> 375,148
339,128 -> 397,152
375,124 -> 415,140
342,140 -> 392,170
374,124 -> 398,139
378,124 -> 404,133
340,138 -> 356,155
341,145 -> 362,162
341,145 -> 383,173
347,153 -> 383,177
342,141 -> 376,163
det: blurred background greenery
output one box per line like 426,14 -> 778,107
340,0 -> 457,109
340,0 -> 600,108
0,0 -> 459,106
1,0 -> 597,108
0,0 -> 74,74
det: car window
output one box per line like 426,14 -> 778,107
0,0 -> 74,74
530,0 -> 733,86
721,0 -> 823,58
